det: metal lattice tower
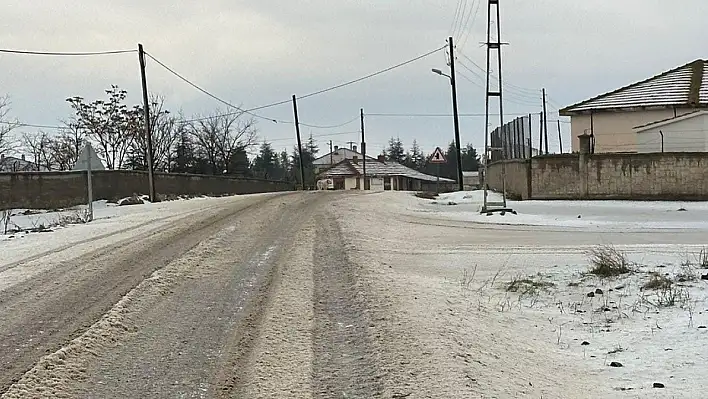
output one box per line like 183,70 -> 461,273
482,0 -> 510,213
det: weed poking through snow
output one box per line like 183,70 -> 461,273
587,245 -> 633,278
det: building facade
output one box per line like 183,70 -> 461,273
318,154 -> 454,192
634,111 -> 708,153
561,59 -> 708,153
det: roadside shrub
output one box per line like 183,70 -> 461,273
642,273 -> 673,290
588,245 -> 633,277
506,276 -> 555,295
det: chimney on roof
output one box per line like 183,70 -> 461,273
377,155 -> 385,162
334,145 -> 339,151
352,145 -> 357,153
21,154 -> 25,161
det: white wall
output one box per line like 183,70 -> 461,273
344,177 -> 359,190
636,114 -> 708,153
570,108 -> 698,153
369,177 -> 384,191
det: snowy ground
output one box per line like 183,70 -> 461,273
420,190 -> 708,231
0,193 -> 282,269
337,191 -> 708,398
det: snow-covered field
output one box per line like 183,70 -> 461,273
339,191 -> 708,398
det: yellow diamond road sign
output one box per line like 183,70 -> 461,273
429,147 -> 446,164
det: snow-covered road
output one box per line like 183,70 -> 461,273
2,190 -> 707,398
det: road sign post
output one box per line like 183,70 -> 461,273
429,146 -> 447,193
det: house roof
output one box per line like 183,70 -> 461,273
560,59 -> 708,115
319,159 -> 454,182
634,110 -> 708,133
0,155 -> 41,172
312,148 -> 378,164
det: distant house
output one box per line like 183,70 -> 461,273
318,154 -> 454,191
312,145 -> 377,175
634,110 -> 708,153
560,59 -> 708,153
0,154 -> 45,172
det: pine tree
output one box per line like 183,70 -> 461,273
386,137 -> 405,163
228,147 -> 251,176
173,130 -> 197,173
405,140 -> 425,171
252,141 -> 277,179
462,144 -> 480,171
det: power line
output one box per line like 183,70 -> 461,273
150,45 -> 445,125
459,0 -> 482,49
145,52 -> 291,124
450,0 -> 464,37
457,51 -> 540,95
454,0 -> 470,40
366,112 -> 530,118
0,120 -> 64,130
0,48 -> 135,56
265,130 -> 360,143
297,45 -> 446,101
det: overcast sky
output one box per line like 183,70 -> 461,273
1,0 -> 706,158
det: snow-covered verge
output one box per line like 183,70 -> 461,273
337,191 -> 708,398
413,190 -> 708,231
0,193 -> 282,268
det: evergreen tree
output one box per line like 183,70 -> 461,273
228,147 -> 251,176
461,143 -> 480,171
306,133 -> 319,157
404,140 -> 426,171
172,130 -> 197,173
386,137 -> 405,163
252,141 -> 278,179
442,141 -> 459,180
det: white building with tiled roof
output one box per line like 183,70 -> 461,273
560,59 -> 708,153
318,154 -> 454,191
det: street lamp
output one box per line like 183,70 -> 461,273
431,37 -> 464,192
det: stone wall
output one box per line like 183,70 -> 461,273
486,152 -> 708,201
0,170 -> 293,209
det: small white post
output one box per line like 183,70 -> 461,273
86,143 -> 94,222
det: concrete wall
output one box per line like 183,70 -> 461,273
486,152 -> 708,201
569,108 -> 698,153
0,170 -> 293,209
637,113 -> 708,153
484,159 -> 532,200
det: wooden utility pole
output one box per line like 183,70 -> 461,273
557,119 -> 563,154
542,88 -> 549,154
329,140 -> 333,165
361,108 -> 367,190
138,44 -> 156,202
292,95 -> 305,190
448,36 -> 464,192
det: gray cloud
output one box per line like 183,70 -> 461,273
0,0 -> 705,156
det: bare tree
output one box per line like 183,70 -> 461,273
128,95 -> 181,172
66,86 -> 139,169
21,131 -> 54,171
0,95 -> 19,157
47,121 -> 85,171
187,109 -> 257,174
